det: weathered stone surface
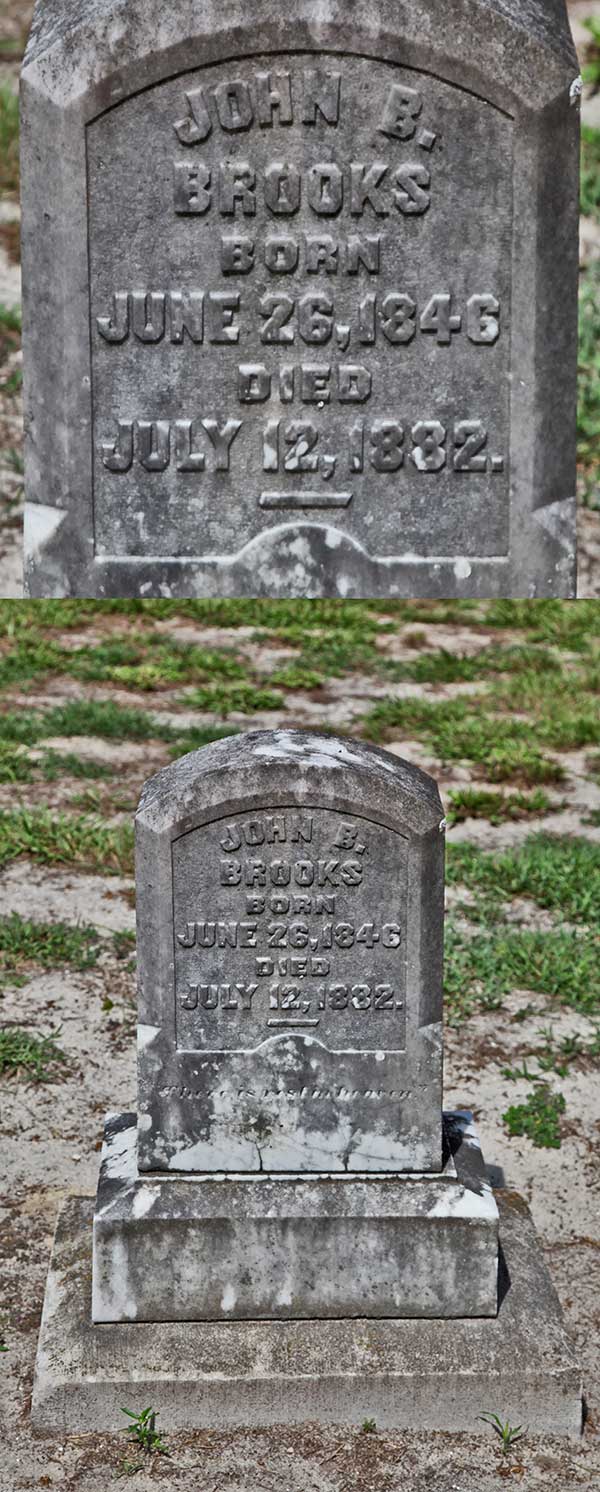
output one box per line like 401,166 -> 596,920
92,1111 -> 499,1322
32,1192 -> 583,1435
135,730 -> 445,1174
21,0 -> 579,598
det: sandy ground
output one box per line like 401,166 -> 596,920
0,603 -> 598,1489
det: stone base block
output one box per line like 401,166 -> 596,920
92,1111 -> 498,1322
32,1192 -> 582,1436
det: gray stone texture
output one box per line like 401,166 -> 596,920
134,731 -> 445,1174
21,0 -> 579,598
92,1111 -> 499,1323
32,1191 -> 583,1436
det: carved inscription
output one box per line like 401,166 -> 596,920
172,809 -> 408,1052
88,54 -> 513,559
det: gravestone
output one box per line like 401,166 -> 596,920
21,0 -> 579,599
91,731 -> 501,1323
134,729 -> 445,1175
32,731 -> 583,1432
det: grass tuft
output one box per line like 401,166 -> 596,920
0,86 -> 19,195
0,914 -> 101,986
503,1085 -> 566,1149
0,809 -> 134,875
0,1026 -> 68,1083
181,682 -> 284,716
445,925 -> 599,1026
446,787 -> 558,826
581,125 -> 600,222
362,694 -> 565,787
578,261 -> 600,485
0,301 -> 21,397
447,835 -> 600,928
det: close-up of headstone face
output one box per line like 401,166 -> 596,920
87,61 -> 511,565
19,0 -> 580,598
1,0 -> 599,1485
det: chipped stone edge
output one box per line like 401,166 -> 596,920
23,502 -> 67,566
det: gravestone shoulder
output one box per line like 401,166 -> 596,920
136,731 -> 445,838
22,0 -> 577,96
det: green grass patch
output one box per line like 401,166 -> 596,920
0,85 -> 19,195
0,743 -> 34,783
444,924 -> 599,1026
0,699 -> 172,746
0,696 -> 239,759
258,628 -> 386,677
362,641 -> 600,774
0,37 -> 25,60
383,648 -> 484,684
0,632 -> 252,694
503,1085 -> 566,1149
578,262 -> 600,483
0,602 -> 396,689
581,125 -> 600,221
0,809 -> 134,875
268,663 -> 325,690
181,682 -> 283,715
0,598 -> 393,636
492,674 -> 600,752
447,835 -> 600,928
583,16 -> 600,90
39,698 -> 166,742
361,694 -> 564,787
113,929 -> 136,961
587,753 -> 600,783
0,301 -> 21,397
0,914 -> 101,987
446,787 -> 557,827
381,642 -> 562,686
67,636 -> 249,690
168,726 -> 238,757
1,598 -> 600,652
40,752 -> 114,782
0,634 -> 64,690
0,1026 -> 68,1083
0,744 -> 115,785
479,601 -> 600,650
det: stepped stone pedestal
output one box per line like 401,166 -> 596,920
92,1110 -> 499,1324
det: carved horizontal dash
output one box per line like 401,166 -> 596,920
259,491 -> 353,510
267,1017 -> 321,1029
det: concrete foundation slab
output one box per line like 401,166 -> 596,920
32,1192 -> 582,1437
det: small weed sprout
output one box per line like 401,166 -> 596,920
121,1406 -> 170,1457
360,1418 -> 377,1434
479,1411 -> 526,1457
